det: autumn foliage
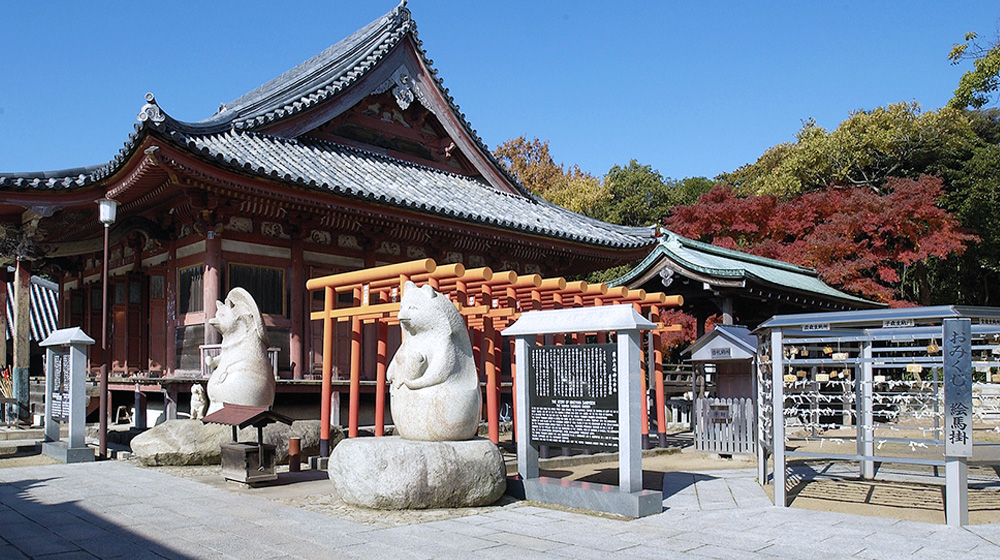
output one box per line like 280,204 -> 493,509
666,175 -> 977,305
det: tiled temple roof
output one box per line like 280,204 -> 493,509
171,130 -> 652,248
613,230 -> 880,307
0,2 -> 654,250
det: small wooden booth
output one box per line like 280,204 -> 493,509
684,325 -> 757,454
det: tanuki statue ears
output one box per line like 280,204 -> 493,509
226,287 -> 268,344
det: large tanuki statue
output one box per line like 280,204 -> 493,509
205,288 -> 275,415
387,281 -> 481,441
328,282 -> 503,509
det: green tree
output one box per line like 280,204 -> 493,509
949,31 -> 1000,109
599,160 -> 673,226
721,103 -> 979,197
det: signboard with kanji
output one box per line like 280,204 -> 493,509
50,351 -> 70,423
944,318 -> 973,458
527,343 -> 618,450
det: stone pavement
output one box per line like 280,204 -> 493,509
2,461 -> 1000,559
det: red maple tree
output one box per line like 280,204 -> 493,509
666,175 -> 977,306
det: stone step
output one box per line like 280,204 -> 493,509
0,438 -> 40,456
0,427 -> 51,441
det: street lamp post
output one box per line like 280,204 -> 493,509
96,197 -> 118,459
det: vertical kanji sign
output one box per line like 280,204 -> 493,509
944,318 -> 973,457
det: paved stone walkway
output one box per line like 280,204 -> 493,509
2,461 -> 1000,559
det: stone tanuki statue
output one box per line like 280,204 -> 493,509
328,281 -> 504,509
189,383 -> 208,420
205,287 -> 275,415
387,281 -> 481,441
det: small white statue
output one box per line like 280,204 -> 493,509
387,281 -> 481,441
189,384 -> 208,420
206,288 -> 275,415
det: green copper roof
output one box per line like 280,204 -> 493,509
613,230 -> 879,308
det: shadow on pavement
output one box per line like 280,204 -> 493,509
0,476 -> 197,559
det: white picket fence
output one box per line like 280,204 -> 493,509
694,397 -> 756,454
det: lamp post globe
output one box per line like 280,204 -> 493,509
97,198 -> 118,226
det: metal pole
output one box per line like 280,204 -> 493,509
99,223 -> 110,459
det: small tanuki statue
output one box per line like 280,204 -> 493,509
205,287 -> 275,415
387,281 -> 481,441
189,383 -> 208,420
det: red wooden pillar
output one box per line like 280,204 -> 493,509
203,233 -> 222,345
652,306 -> 668,448
507,287 -> 519,441
320,286 -> 335,456
375,319 -> 388,437
348,287 -> 362,438
165,240 -> 177,375
635,303 -> 650,450
595,297 -> 607,344
553,293 -> 564,346
494,327 -> 503,427
289,238 -> 305,380
482,285 -> 498,444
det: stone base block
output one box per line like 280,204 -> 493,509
309,455 -> 329,471
42,441 -> 95,463
507,476 -> 661,518
328,436 -> 506,509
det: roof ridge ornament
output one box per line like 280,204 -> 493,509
137,92 -> 165,124
375,66 -> 419,111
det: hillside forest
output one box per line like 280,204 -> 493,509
492,31 -> 1000,349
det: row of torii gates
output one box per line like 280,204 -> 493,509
306,258 -> 683,456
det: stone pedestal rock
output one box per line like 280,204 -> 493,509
328,437 -> 505,509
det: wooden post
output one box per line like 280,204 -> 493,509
0,266 -> 7,371
635,304 -> 649,450
13,259 -> 31,422
165,240 -> 177,376
203,233 -> 222,345
375,319 -> 388,437
289,238 -> 304,380
483,285 -> 498,444
320,286 -> 334,456
652,308 -> 667,448
348,287 -> 362,438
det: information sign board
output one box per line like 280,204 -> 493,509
944,318 -> 973,457
50,351 -> 70,423
528,343 -> 618,450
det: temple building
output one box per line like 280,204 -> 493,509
0,3 -> 656,419
615,230 -> 881,336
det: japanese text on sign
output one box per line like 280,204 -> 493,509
50,351 -> 70,423
944,319 -> 973,457
528,343 -> 618,450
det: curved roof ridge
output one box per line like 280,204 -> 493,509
128,3 -> 411,136
225,5 -> 411,126
664,230 -> 819,276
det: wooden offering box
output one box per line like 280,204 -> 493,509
221,442 -> 278,485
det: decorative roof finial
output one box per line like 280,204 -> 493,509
137,92 -> 165,124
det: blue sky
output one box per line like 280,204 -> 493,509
0,1 -> 995,180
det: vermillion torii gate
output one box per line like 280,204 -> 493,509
307,259 -> 682,456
